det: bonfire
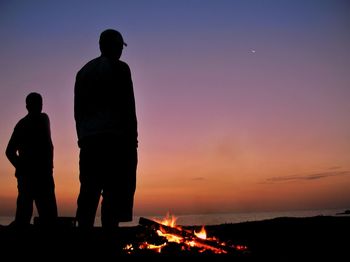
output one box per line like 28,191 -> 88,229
123,213 -> 248,255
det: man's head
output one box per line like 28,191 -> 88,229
99,29 -> 127,59
26,92 -> 43,115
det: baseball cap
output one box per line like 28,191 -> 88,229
99,29 -> 127,47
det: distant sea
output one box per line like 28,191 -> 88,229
1,208 -> 347,227
126,208 -> 349,227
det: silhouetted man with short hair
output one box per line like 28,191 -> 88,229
6,92 -> 58,227
74,29 -> 138,229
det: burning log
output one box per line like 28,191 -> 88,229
138,216 -> 242,254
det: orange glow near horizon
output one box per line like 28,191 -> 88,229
1,140 -> 350,217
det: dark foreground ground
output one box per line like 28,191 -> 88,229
1,215 -> 349,261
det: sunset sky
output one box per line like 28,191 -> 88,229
0,0 -> 349,219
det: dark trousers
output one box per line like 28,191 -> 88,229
15,172 -> 58,225
76,142 -> 137,228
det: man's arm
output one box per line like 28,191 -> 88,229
125,64 -> 138,147
43,113 -> 54,169
5,130 -> 19,168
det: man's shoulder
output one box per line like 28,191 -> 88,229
16,113 -> 49,127
77,57 -> 101,75
40,113 -> 50,122
76,57 -> 131,78
117,60 -> 131,75
118,60 -> 130,69
13,115 -> 29,132
16,115 -> 29,125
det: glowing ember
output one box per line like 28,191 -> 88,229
156,229 -> 183,243
139,242 -> 166,253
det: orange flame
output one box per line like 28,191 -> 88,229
194,226 -> 207,239
154,212 -> 178,228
